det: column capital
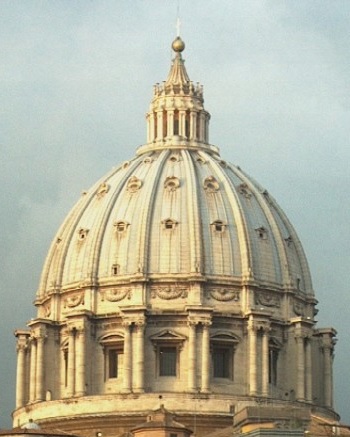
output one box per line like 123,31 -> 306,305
16,342 -> 28,352
15,331 -> 30,351
187,319 -> 199,327
202,320 -> 212,328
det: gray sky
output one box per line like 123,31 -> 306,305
1,0 -> 349,428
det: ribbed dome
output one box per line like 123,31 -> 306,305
37,147 -> 312,301
15,37 -> 337,437
35,36 -> 314,321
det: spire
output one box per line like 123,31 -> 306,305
137,37 -> 217,157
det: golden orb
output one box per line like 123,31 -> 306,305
172,36 -> 185,52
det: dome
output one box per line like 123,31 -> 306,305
14,37 -> 337,437
37,135 -> 312,306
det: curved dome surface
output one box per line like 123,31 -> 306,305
38,146 -> 312,302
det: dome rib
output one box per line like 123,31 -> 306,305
269,199 -> 314,294
183,150 -> 205,276
208,158 -> 253,281
135,151 -> 170,276
237,169 -> 292,288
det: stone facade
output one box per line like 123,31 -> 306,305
13,37 -> 338,437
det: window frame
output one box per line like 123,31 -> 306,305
99,334 -> 124,382
210,333 -> 239,381
150,330 -> 186,379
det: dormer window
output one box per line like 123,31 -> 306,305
256,227 -> 268,240
127,176 -> 142,193
211,220 -> 226,233
114,221 -> 129,233
78,228 -> 89,241
112,264 -> 120,275
164,176 -> 180,192
162,219 -> 178,230
204,176 -> 219,193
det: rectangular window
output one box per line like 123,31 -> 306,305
213,347 -> 231,378
159,346 -> 177,376
64,349 -> 68,387
108,349 -> 123,379
269,349 -> 278,385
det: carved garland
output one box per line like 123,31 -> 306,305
255,291 -> 281,308
207,288 -> 240,302
293,300 -> 305,316
101,288 -> 132,302
64,293 -> 84,308
151,286 -> 188,300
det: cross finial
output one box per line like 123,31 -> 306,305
176,17 -> 181,37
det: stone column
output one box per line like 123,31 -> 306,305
305,338 -> 312,402
35,334 -> 45,401
15,335 -> 28,408
67,328 -> 76,397
190,111 -> 197,140
199,113 -> 206,142
296,335 -> 305,401
261,329 -> 269,397
201,322 -> 211,393
248,323 -> 257,396
75,328 -> 86,396
149,113 -> 155,142
122,322 -> 132,393
204,114 -> 209,142
157,111 -> 163,140
29,338 -> 37,402
179,110 -> 186,137
133,322 -> 145,393
167,110 -> 174,137
323,344 -> 333,407
188,322 -> 197,392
